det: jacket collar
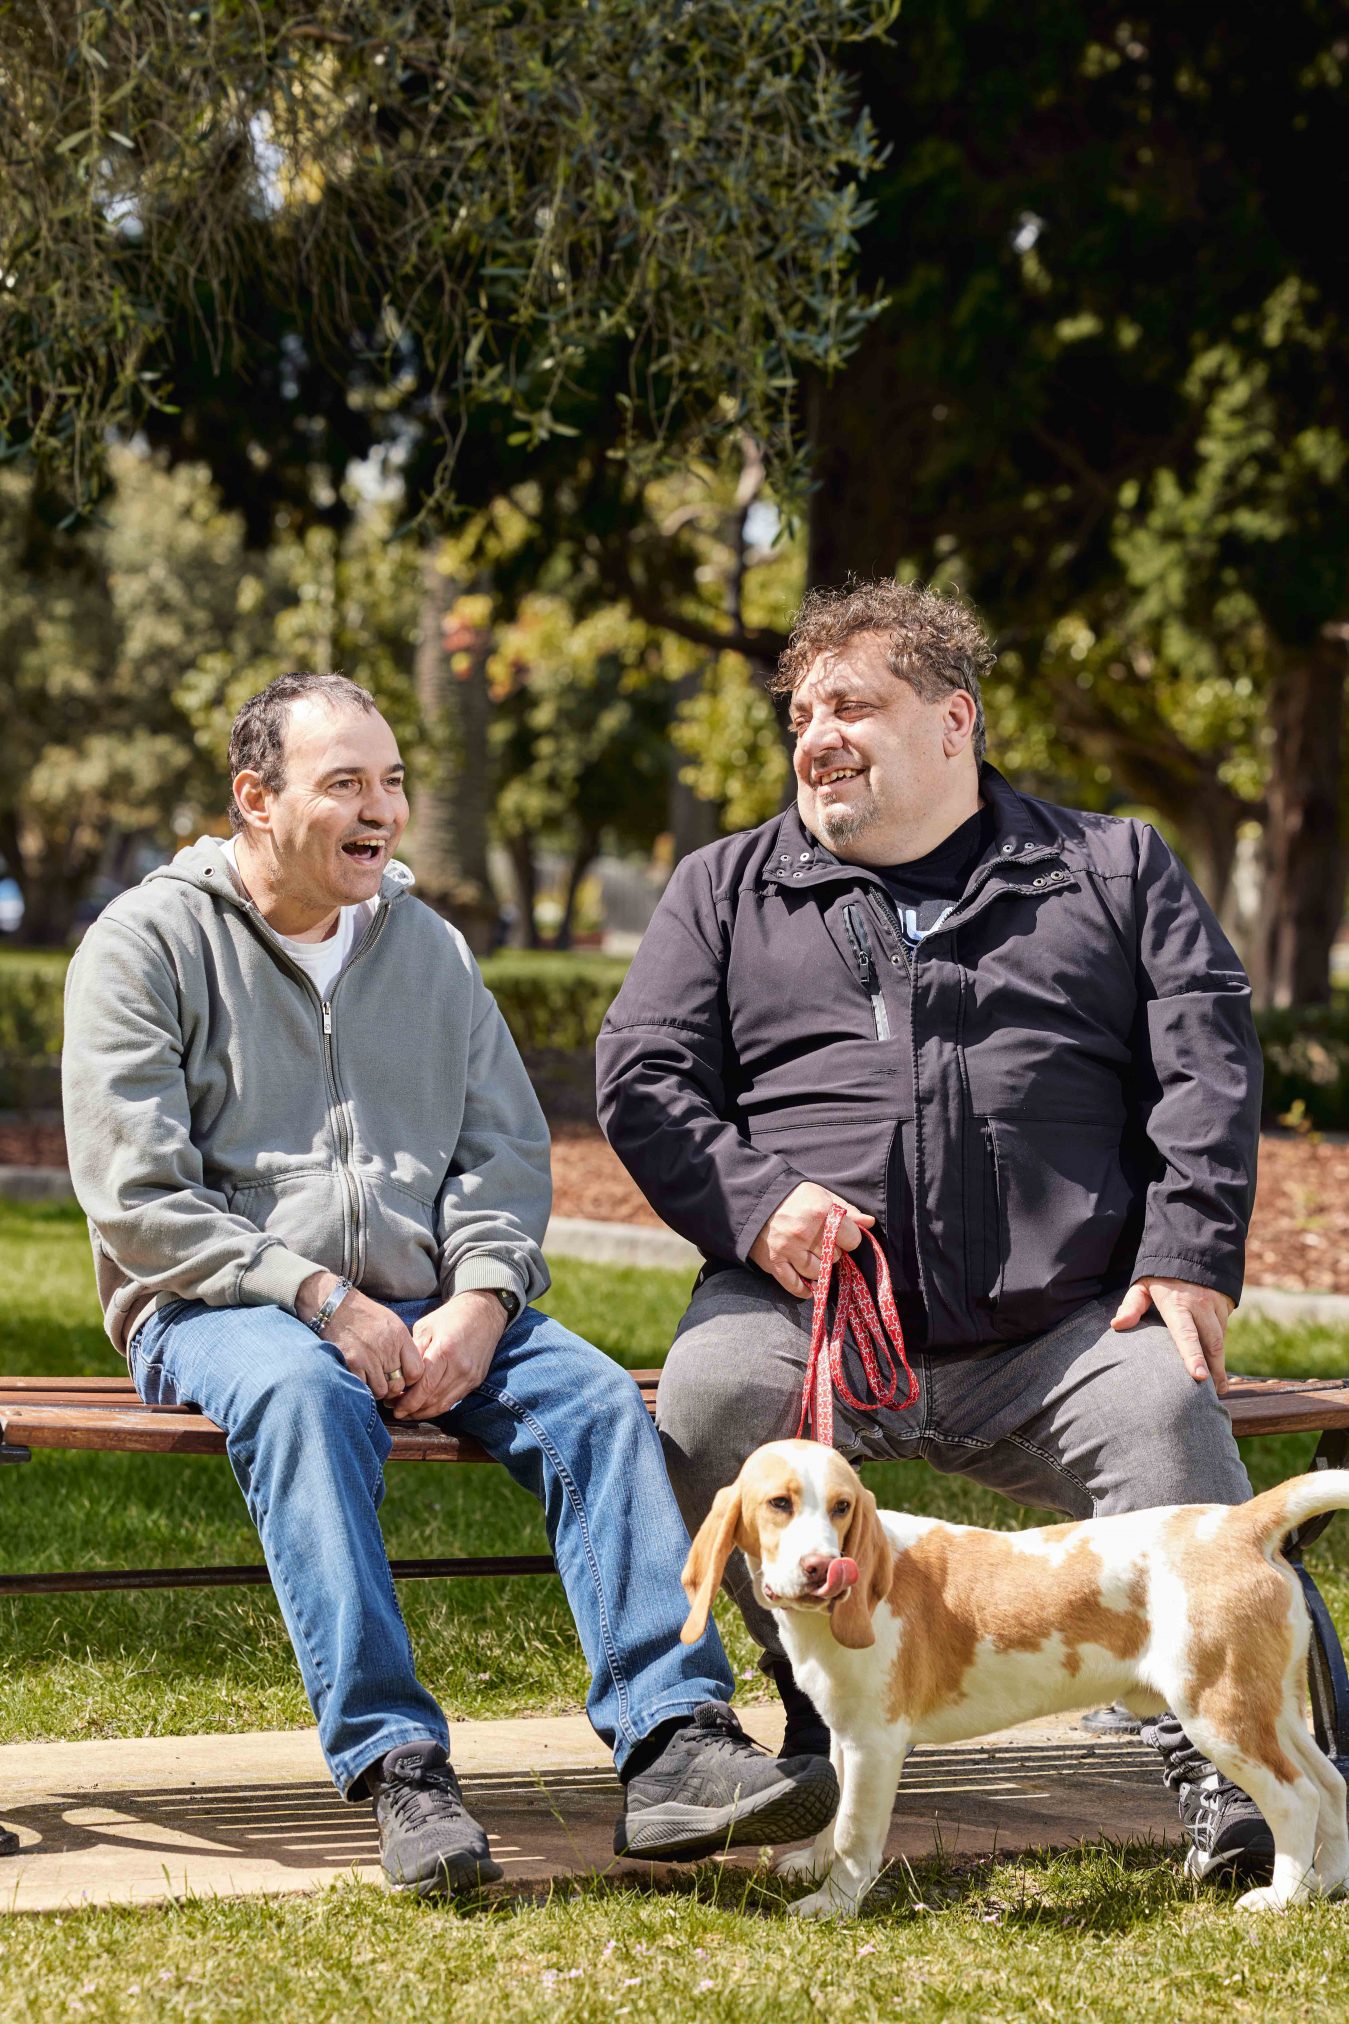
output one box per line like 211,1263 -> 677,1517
762,766 -> 1061,893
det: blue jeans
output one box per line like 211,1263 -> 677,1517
129,1297 -> 734,1796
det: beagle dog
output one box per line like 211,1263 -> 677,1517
680,1440 -> 1349,1917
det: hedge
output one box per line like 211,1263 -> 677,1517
1254,1003 -> 1349,1133
478,952 -> 630,1052
7,943 -> 1349,1129
0,947 -> 630,1107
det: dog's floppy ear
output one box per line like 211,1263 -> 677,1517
830,1482 -> 891,1650
680,1483 -> 745,1645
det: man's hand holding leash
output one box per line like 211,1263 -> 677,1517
750,1182 -> 875,1297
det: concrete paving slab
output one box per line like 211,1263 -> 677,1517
0,1709 -> 1176,1914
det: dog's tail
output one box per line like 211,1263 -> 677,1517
1246,1469 -> 1349,1553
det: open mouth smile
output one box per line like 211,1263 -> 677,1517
813,767 -> 863,788
340,839 -> 387,865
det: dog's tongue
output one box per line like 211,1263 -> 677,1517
822,1556 -> 859,1601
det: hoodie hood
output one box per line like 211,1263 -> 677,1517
144,837 -> 416,910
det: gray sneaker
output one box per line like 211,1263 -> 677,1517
614,1701 -> 839,1861
370,1740 -> 503,1894
1179,1770 -> 1276,1884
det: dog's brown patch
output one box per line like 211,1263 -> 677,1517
1165,1505 -> 1301,1786
884,1526 -> 1148,1726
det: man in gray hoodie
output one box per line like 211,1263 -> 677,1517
61,671 -> 837,1895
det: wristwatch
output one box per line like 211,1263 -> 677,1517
308,1276 -> 353,1338
492,1286 -> 522,1323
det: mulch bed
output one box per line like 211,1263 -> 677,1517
5,1067 -> 1346,1295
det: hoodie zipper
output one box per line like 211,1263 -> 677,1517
315,904 -> 393,1285
319,997 -> 358,1280
235,895 -> 392,1288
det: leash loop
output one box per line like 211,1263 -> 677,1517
795,1202 -> 918,1447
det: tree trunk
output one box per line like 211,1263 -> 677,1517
555,831 -> 601,950
506,832 -> 541,949
1258,648 -> 1348,1008
669,666 -> 722,862
409,546 -> 500,954
803,326 -> 924,587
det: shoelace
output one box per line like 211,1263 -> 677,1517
385,1761 -> 465,1827
694,1712 -> 757,1756
796,1204 -> 918,1446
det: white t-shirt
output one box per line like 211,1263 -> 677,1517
218,838 -> 366,1002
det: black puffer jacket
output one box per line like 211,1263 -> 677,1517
596,767 -> 1261,1350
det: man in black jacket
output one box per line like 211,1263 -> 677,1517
596,577 -> 1275,1882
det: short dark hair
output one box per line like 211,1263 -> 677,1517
227,672 -> 379,832
772,579 -> 995,765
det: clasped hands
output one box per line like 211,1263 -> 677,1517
752,1185 -> 1234,1391
296,1273 -> 507,1418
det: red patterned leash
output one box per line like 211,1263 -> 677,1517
795,1201 -> 918,1446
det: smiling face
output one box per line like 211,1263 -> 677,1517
232,697 -> 409,933
788,633 -> 980,866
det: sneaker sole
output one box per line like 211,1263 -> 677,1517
387,1851 -> 505,1896
614,1767 -> 840,1861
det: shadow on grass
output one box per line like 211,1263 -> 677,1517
409,1833 -> 1216,1936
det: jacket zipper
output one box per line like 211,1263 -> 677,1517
842,904 -> 890,1039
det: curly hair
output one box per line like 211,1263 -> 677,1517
227,672 -> 379,832
772,579 -> 995,765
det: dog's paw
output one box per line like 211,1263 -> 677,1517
788,1886 -> 853,1920
774,1845 -> 830,1882
1235,1885 -> 1290,1914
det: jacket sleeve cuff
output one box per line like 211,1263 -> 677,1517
235,1246 -> 330,1315
731,1164 -> 809,1265
447,1253 -> 531,1307
1130,1250 -> 1243,1302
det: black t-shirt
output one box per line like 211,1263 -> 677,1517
878,803 -> 997,943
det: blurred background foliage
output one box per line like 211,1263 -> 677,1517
1,0 -> 1348,1018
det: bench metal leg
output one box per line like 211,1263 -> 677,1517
1291,1561 -> 1349,1763
1,1439 -> 29,1852
1285,1430 -> 1349,1769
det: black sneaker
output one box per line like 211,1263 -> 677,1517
1179,1770 -> 1276,1884
614,1700 -> 839,1861
769,1659 -> 832,1760
370,1740 -> 503,1894
1079,1701 -> 1143,1737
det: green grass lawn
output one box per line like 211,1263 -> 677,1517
3,1199 -> 1349,2018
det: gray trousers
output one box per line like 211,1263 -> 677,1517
657,1269 -> 1253,1663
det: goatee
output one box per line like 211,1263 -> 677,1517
816,793 -> 877,849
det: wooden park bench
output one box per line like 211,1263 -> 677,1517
3,1366 -> 1348,1858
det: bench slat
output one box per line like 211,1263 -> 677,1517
4,1372 -> 1349,1455
0,1404 -> 497,1462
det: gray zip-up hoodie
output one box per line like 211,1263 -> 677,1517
62,841 -> 551,1357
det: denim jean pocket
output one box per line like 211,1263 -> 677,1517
127,1297 -> 192,1403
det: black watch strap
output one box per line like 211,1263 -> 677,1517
493,1285 -> 521,1322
